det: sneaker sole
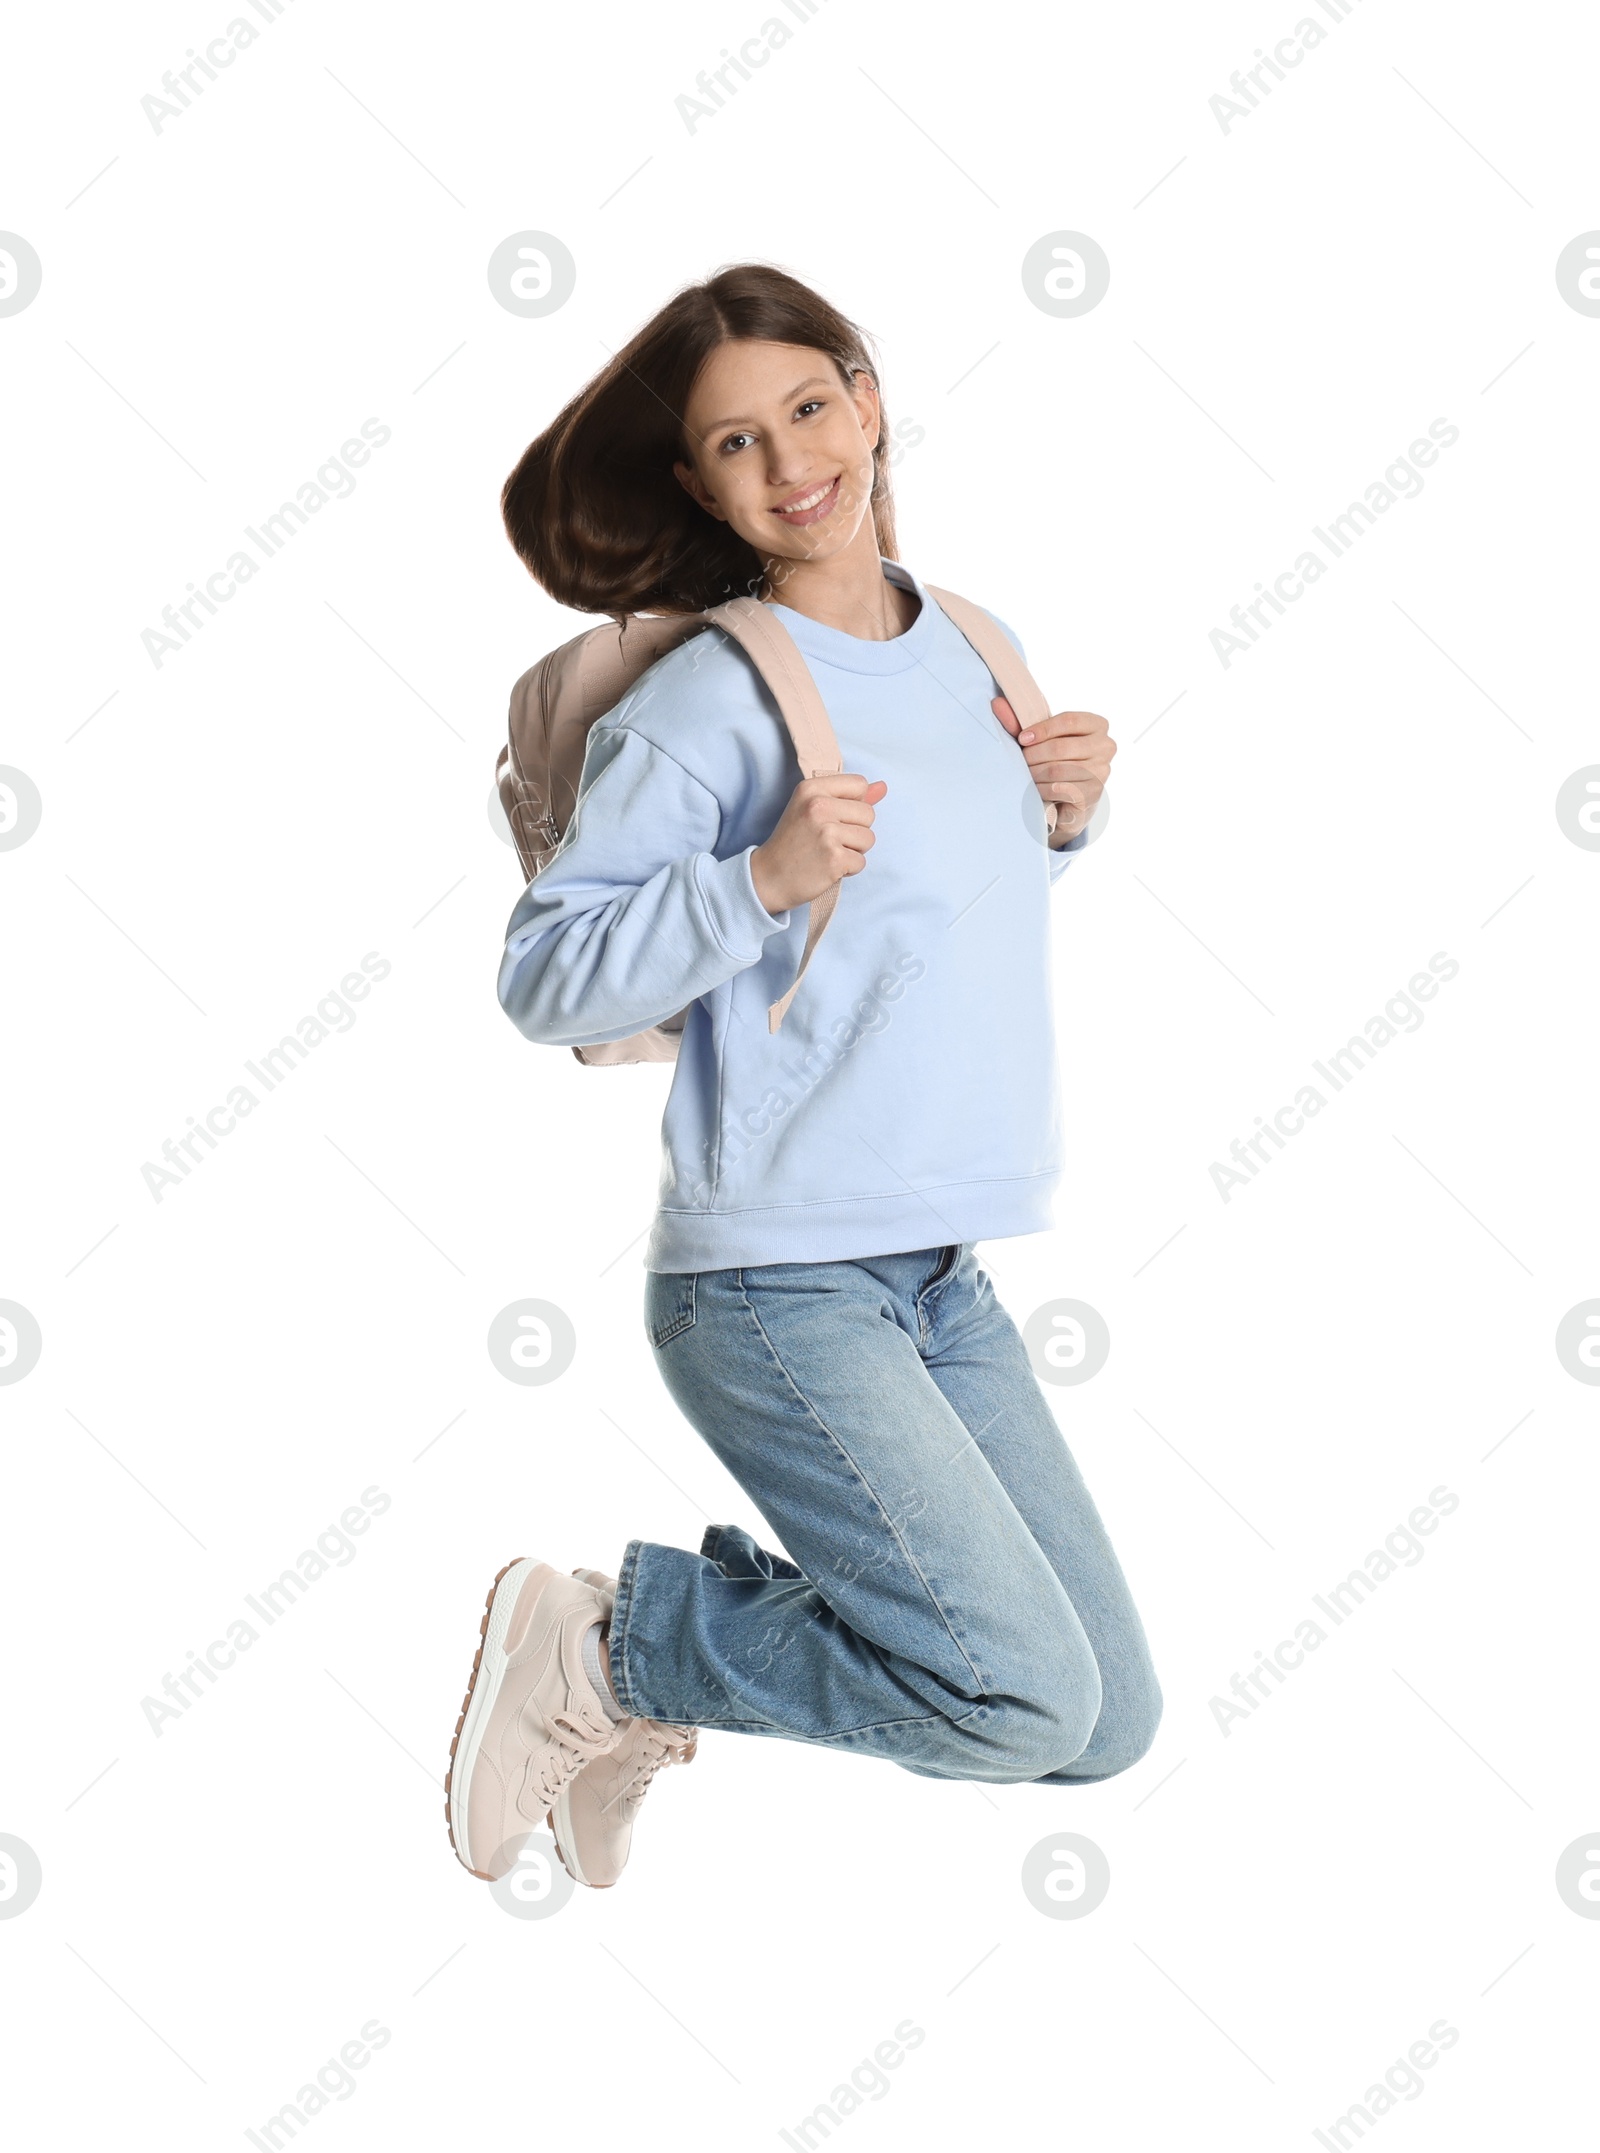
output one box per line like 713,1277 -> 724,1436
444,1556 -> 542,1879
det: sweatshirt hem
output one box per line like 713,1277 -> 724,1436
642,1171 -> 1060,1272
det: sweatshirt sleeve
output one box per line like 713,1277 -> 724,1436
497,721 -> 794,1048
980,607 -> 1087,883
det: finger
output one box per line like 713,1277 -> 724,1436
1019,712 -> 1107,746
991,695 -> 1020,737
1024,749 -> 1106,781
1017,710 -> 1109,746
805,771 -> 885,800
1022,738 -> 1103,764
813,796 -> 879,827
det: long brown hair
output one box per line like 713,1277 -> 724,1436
501,263 -> 899,617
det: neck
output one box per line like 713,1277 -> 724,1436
760,518 -> 913,640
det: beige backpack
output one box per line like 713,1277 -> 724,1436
495,585 -> 1054,1066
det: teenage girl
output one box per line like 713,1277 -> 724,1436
445,264 -> 1161,1889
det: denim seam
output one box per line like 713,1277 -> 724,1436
732,1270 -> 990,1694
608,1536 -> 647,1719
947,1699 -> 1094,1774
611,1544 -> 953,1738
915,1243 -> 961,1345
689,1708 -> 955,1738
647,1273 -> 697,1350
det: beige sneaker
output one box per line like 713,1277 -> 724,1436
545,1569 -> 698,1889
445,1559 -> 622,1881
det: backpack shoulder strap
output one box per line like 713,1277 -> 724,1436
704,596 -> 843,779
921,584 -> 1050,730
922,583 -> 1059,834
703,596 -> 845,1034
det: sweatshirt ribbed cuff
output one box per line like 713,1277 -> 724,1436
693,846 -> 793,961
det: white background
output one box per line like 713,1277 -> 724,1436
2,0 -> 1596,2144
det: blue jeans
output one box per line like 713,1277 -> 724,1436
611,1245 -> 1161,1784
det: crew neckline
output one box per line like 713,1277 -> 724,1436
763,559 -> 936,674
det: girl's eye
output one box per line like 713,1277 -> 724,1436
718,400 -> 823,454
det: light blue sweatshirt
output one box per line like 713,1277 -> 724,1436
498,559 -> 1087,1271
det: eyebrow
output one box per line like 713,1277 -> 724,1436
701,377 -> 832,432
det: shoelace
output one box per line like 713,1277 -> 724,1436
616,1724 -> 697,1814
534,1706 -> 616,1804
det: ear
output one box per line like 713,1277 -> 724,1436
852,372 -> 881,451
673,457 -> 727,523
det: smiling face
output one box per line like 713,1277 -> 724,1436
672,339 -> 883,576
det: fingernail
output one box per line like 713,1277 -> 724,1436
1020,730 -> 1035,744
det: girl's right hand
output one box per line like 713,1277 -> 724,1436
751,774 -> 887,915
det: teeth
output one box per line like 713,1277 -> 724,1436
778,480 -> 834,514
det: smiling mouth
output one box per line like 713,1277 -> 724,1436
771,474 -> 841,526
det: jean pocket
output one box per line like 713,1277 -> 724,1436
644,1271 -> 697,1349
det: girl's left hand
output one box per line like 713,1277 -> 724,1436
992,698 -> 1117,842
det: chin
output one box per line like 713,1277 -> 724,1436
763,506 -> 867,564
